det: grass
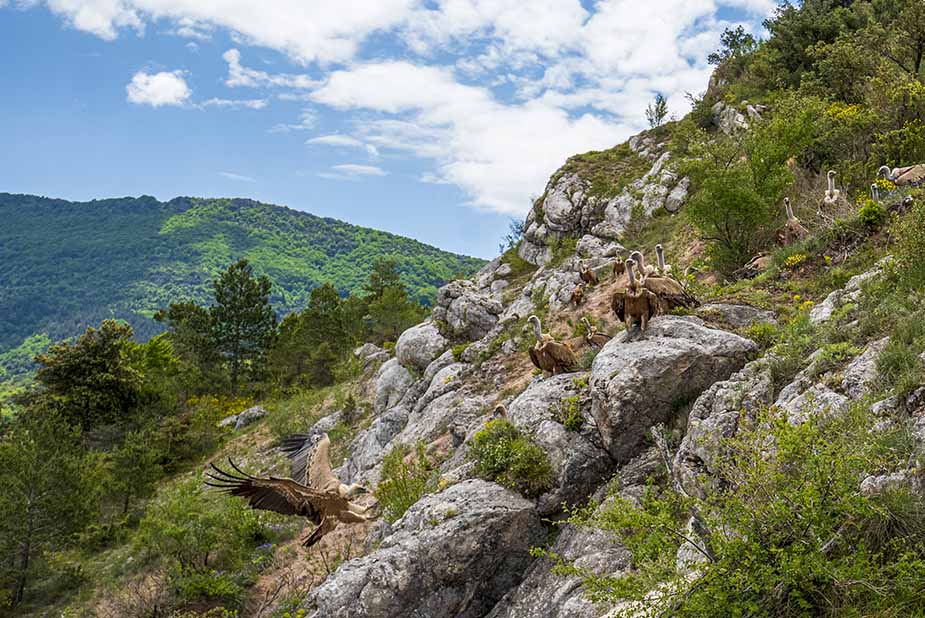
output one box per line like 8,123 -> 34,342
557,142 -> 651,200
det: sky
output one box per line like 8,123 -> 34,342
0,0 -> 777,258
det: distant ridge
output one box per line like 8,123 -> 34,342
0,192 -> 485,356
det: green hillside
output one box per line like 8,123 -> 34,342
0,193 -> 484,362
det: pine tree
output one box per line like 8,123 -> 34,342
209,259 -> 276,391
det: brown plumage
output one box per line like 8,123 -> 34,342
492,404 -> 508,419
206,433 -> 375,547
776,197 -> 809,246
581,317 -> 611,349
640,273 -> 699,314
570,284 -> 585,307
880,164 -> 925,186
612,260 -> 658,333
527,315 -> 578,375
579,261 -> 599,286
612,257 -> 625,279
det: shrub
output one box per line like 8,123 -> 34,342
857,199 -> 887,228
554,395 -> 584,432
743,321 -> 778,351
553,404 -> 925,616
173,568 -> 244,608
375,443 -> 437,523
264,388 -> 325,441
468,419 -> 553,498
894,194 -> 925,289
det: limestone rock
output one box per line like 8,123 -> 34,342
433,280 -> 504,342
590,317 -> 757,463
304,480 -> 544,618
842,337 -> 889,400
375,359 -> 415,414
697,303 -> 777,329
507,373 -> 614,515
674,357 -> 777,498
395,321 -> 449,372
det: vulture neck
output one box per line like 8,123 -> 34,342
785,199 -> 795,221
531,320 -> 543,341
656,247 -> 666,271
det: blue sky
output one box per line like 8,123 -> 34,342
0,0 -> 775,258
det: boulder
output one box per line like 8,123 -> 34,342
779,384 -> 849,424
697,303 -> 777,329
395,321 -> 449,372
217,405 -> 267,430
842,337 -> 889,400
339,406 -> 409,484
674,357 -> 777,498
507,373 -> 614,515
375,359 -> 415,414
810,259 -> 889,324
433,280 -> 504,342
354,343 -> 389,366
304,480 -> 545,618
590,317 -> 757,463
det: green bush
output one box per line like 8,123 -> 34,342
553,404 -> 925,616
554,395 -> 584,432
375,443 -> 438,523
894,194 -> 925,289
173,568 -> 244,608
468,419 -> 553,498
858,199 -> 887,228
743,321 -> 778,351
264,388 -> 325,441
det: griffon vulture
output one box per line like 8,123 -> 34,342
776,197 -> 809,246
581,317 -> 611,349
206,433 -> 375,547
611,259 -> 658,333
823,170 -> 840,206
579,261 -> 599,286
527,315 -> 578,375
879,164 -> 925,187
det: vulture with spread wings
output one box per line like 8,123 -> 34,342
205,433 -> 376,547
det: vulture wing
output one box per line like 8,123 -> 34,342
642,275 -> 698,313
307,433 -> 341,493
278,433 -> 316,484
205,459 -> 322,523
611,289 -> 626,322
895,164 -> 925,186
543,341 -> 578,373
528,346 -> 543,371
589,332 -> 611,348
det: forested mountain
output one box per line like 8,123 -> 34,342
0,193 -> 483,361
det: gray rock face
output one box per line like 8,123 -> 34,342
375,359 -> 415,414
842,337 -> 889,399
339,406 -> 409,484
395,321 -> 449,372
590,317 -> 757,463
811,259 -> 889,324
711,101 -> 749,134
304,480 -> 545,618
697,303 -> 777,329
355,343 -> 389,367
434,280 -> 504,342
779,384 -> 849,424
674,357 -> 776,498
218,405 -> 268,430
488,448 -> 662,618
508,373 -> 614,515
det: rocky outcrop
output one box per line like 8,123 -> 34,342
590,317 -> 757,464
395,321 -> 449,372
433,280 -> 504,342
304,480 -> 545,618
507,373 -> 614,515
697,303 -> 776,329
842,337 -> 889,399
217,405 -> 267,430
374,359 -> 415,414
674,357 -> 777,498
355,343 -> 390,367
487,448 -> 662,618
810,258 -> 889,324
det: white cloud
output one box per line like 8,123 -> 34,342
223,49 -> 319,89
269,108 -> 317,133
318,163 -> 388,180
201,97 -> 267,109
126,70 -> 191,107
219,171 -> 256,182
306,134 -> 364,148
312,62 -> 631,214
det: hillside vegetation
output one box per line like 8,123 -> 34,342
3,1 -> 925,617
0,193 -> 483,377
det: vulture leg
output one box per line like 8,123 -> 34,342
303,516 -> 338,548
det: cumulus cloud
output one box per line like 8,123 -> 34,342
126,70 -> 191,107
35,0 -> 778,215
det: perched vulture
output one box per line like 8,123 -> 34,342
570,284 -> 585,307
579,261 -> 599,286
655,244 -> 673,275
206,433 -> 375,547
776,197 -> 809,246
527,315 -> 578,375
581,317 -> 611,349
629,251 -> 656,277
880,164 -> 925,187
612,259 -> 658,333
823,170 -> 840,206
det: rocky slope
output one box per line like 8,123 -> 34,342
235,120 -> 922,617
